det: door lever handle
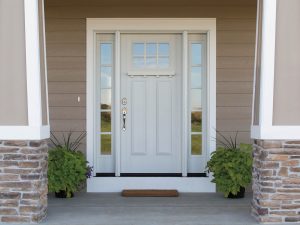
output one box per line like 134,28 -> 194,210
122,107 -> 127,131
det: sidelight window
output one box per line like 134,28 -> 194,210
190,42 -> 203,155
188,33 -> 207,173
98,37 -> 114,156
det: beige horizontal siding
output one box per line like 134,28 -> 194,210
51,119 -> 86,132
217,31 -> 256,43
217,57 -> 254,69
50,107 -> 86,120
45,0 -> 257,149
47,44 -> 85,57
217,82 -> 253,94
45,0 -> 257,7
217,94 -> 253,107
48,82 -> 86,94
47,69 -> 86,82
217,19 -> 256,31
217,107 -> 252,119
45,19 -> 86,31
46,31 -> 85,43
45,6 -> 256,19
48,94 -> 86,107
217,44 -> 255,57
47,57 -> 85,70
216,69 -> 253,82
217,119 -> 251,132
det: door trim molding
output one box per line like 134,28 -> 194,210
182,31 -> 188,176
86,18 -> 216,191
87,18 -> 216,32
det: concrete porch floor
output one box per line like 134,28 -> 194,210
36,192 -> 263,225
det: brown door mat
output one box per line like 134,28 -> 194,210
121,189 -> 179,197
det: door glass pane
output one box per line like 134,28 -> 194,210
101,112 -> 111,132
101,67 -> 112,89
191,135 -> 202,155
133,57 -> 144,68
191,67 -> 202,89
100,43 -> 112,65
101,135 -> 111,155
101,89 -> 111,109
132,42 -> 170,69
158,57 -> 169,68
191,111 -> 202,132
158,43 -> 169,56
192,43 -> 202,65
133,43 -> 144,56
191,89 -> 202,111
146,43 -> 157,56
146,57 -> 156,68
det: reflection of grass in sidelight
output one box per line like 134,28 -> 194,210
101,103 -> 111,110
100,108 -> 112,155
191,135 -> 202,155
101,135 -> 111,155
191,111 -> 202,132
101,112 -> 111,132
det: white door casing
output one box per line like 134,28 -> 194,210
120,34 -> 182,173
86,19 -> 216,192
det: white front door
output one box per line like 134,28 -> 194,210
120,34 -> 182,173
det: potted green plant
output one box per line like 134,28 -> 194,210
48,132 -> 93,198
206,132 -> 253,198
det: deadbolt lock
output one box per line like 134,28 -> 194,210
122,98 -> 127,105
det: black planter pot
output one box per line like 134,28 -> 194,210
55,190 -> 74,198
227,187 -> 245,199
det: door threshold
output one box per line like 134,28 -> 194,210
95,173 -> 207,177
88,176 -> 215,192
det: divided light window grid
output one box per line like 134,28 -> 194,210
99,42 -> 113,155
132,42 -> 170,69
190,42 -> 203,155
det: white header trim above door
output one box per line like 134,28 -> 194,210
86,18 -> 216,191
87,18 -> 216,32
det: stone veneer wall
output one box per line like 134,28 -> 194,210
252,140 -> 300,223
0,140 -> 48,223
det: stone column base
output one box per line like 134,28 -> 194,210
0,140 -> 48,223
252,140 -> 300,223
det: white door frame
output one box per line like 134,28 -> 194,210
86,18 -> 216,192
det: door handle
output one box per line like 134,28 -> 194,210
122,107 -> 127,131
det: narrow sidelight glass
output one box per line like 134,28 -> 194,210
99,39 -> 113,155
190,40 -> 204,156
191,135 -> 202,155
101,135 -> 111,155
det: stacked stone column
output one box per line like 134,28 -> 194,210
0,140 -> 48,223
252,140 -> 300,223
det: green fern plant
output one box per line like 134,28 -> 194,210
206,132 -> 253,197
48,147 -> 87,198
48,131 -> 90,198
